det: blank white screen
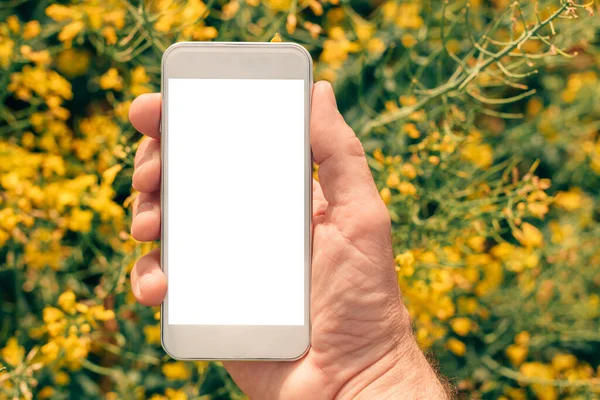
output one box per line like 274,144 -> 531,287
167,79 -> 305,325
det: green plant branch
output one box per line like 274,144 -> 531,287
359,2 -> 569,136
481,355 -> 600,388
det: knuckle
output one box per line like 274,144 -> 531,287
367,204 -> 391,229
344,135 -> 365,159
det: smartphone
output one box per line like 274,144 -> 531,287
160,42 -> 312,360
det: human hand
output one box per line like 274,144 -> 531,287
129,81 -> 449,399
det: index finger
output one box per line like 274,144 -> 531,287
129,93 -> 162,139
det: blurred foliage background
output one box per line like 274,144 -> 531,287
0,0 -> 599,399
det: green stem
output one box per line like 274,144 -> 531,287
481,355 -> 600,388
359,2 -> 569,135
82,359 -> 119,377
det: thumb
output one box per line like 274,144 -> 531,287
310,81 -> 380,207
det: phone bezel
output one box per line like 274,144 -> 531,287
160,42 -> 313,360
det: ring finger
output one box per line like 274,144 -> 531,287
131,191 -> 161,242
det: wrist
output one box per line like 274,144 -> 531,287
359,342 -> 449,399
333,312 -> 450,400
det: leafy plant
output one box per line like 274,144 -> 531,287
0,1 -> 599,399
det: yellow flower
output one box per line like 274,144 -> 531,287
513,223 -> 544,248
396,4 -> 423,29
554,189 -> 582,211
506,344 -> 528,366
46,4 -> 79,21
420,251 -> 438,264
515,331 -> 530,345
401,33 -> 417,48
67,208 -> 94,232
9,65 -> 73,103
403,123 -> 420,139
165,389 -> 188,400
23,20 -> 41,39
504,387 -> 527,400
102,26 -> 118,45
55,371 -> 71,385
1,337 -> 24,366
144,324 -> 161,345
355,22 -> 374,42
551,353 -> 577,372
446,338 -> 466,356
304,21 -> 323,40
162,361 -> 192,380
62,333 -> 92,369
0,229 -> 9,246
320,38 -> 359,69
183,24 -> 218,41
450,318 -> 472,337
327,7 -> 344,25
307,0 -> 323,16
182,0 -> 208,22
380,187 -> 391,205
43,306 -> 65,324
154,13 -> 177,33
102,164 -> 122,186
461,142 -> 493,170
38,387 -> 54,399
0,37 -> 14,68
395,251 -> 415,267
475,261 -> 503,296
82,5 -> 102,29
395,251 -> 415,277
446,39 -> 460,54
457,297 -> 478,314
89,305 -> 115,321
526,97 -> 544,117
222,1 -> 240,20
467,236 -> 486,253
386,173 -> 400,187
7,15 -> 20,34
367,38 -> 385,55
103,10 -> 126,29
527,202 -> 549,219
398,181 -> 417,196
430,269 -> 453,292
130,66 -> 152,96
114,100 -> 132,122
519,362 -> 556,400
58,20 -> 85,44
400,163 -> 417,179
19,45 -> 51,64
99,68 -> 123,91
382,1 -> 397,23
41,340 -> 60,363
58,291 -> 77,313
196,361 -> 209,375
286,14 -> 297,34
265,0 -> 292,11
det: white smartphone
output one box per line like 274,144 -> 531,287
160,42 -> 312,360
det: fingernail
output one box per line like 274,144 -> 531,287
135,202 -> 154,219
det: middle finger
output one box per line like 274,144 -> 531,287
132,191 -> 161,241
133,137 -> 161,193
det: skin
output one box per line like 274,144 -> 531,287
129,81 -> 449,399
